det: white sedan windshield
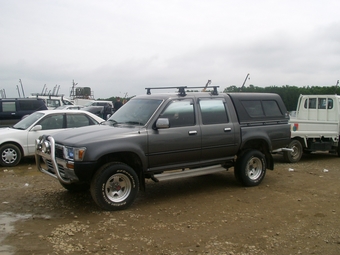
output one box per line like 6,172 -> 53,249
13,112 -> 44,130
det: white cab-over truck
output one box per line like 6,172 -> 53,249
283,94 -> 340,163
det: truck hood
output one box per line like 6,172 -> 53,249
51,124 -> 143,146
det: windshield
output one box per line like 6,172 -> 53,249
13,112 -> 45,130
106,99 -> 162,126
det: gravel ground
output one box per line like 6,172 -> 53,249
0,153 -> 339,255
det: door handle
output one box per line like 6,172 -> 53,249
224,128 -> 231,132
188,130 -> 198,135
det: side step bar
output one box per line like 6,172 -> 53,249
153,164 -> 227,182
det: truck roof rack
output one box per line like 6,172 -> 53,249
145,86 -> 219,96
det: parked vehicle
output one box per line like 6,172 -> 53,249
283,94 -> 340,163
36,86 -> 291,211
82,101 -> 113,119
0,110 -> 104,167
0,98 -> 48,127
29,95 -> 74,110
56,105 -> 84,110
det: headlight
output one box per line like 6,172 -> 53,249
35,137 -> 51,154
63,146 -> 86,161
41,140 -> 50,153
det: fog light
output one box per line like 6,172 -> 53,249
66,162 -> 74,169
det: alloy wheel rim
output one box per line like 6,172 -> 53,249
105,173 -> 132,203
246,157 -> 263,180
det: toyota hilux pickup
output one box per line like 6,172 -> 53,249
36,86 -> 291,211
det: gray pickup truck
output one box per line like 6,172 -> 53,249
36,86 -> 291,211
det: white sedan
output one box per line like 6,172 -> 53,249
0,110 -> 104,167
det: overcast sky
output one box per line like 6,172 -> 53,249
1,0 -> 340,99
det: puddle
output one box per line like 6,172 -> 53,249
0,213 -> 32,255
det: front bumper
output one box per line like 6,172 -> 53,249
35,135 -> 79,184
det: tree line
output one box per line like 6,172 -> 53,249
99,84 -> 339,112
223,85 -> 340,111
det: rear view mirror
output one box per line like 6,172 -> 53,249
31,125 -> 42,131
155,118 -> 170,129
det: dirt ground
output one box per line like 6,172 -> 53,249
0,153 -> 339,255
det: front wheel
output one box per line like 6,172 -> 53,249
283,140 -> 303,163
90,162 -> 139,211
0,144 -> 22,167
234,150 -> 266,187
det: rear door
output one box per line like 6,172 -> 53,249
198,97 -> 238,161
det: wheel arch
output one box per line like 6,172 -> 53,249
95,151 -> 146,191
0,141 -> 24,157
238,139 -> 273,170
291,136 -> 306,149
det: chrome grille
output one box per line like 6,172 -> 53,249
45,159 -> 66,178
55,144 -> 64,159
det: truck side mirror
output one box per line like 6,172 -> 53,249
155,118 -> 170,129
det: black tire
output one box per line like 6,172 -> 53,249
90,162 -> 139,211
59,181 -> 90,192
0,144 -> 22,167
234,149 -> 266,187
283,140 -> 303,163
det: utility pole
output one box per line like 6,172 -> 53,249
19,79 -> 26,97
240,73 -> 250,92
16,85 -> 21,98
334,80 -> 339,94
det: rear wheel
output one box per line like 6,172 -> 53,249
90,162 -> 139,211
0,144 -> 22,167
235,150 -> 266,187
283,140 -> 303,163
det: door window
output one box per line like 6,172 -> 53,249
66,114 -> 97,127
39,114 -> 64,130
199,99 -> 228,124
2,102 -> 16,112
160,99 -> 195,127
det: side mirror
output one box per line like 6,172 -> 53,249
155,118 -> 170,129
31,125 -> 42,131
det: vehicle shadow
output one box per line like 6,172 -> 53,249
36,170 -> 242,213
273,151 -> 339,164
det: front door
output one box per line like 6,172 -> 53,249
147,99 -> 201,170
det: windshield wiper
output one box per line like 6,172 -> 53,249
101,119 -> 118,126
121,121 -> 144,126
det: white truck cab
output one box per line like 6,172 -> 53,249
30,95 -> 74,109
284,94 -> 340,162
